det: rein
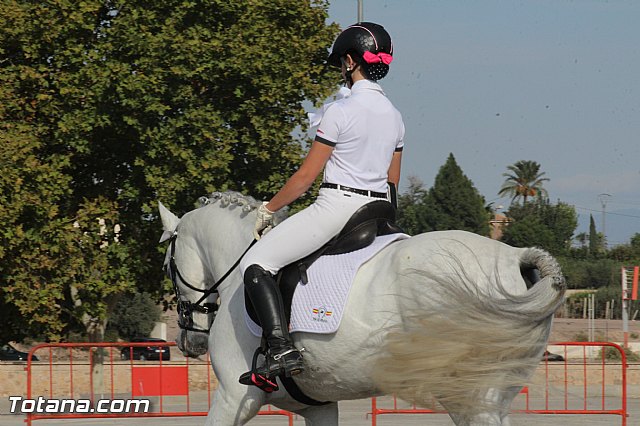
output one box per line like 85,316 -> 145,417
167,231 -> 257,334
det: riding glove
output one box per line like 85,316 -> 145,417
254,202 -> 275,240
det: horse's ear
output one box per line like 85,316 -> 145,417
158,202 -> 180,243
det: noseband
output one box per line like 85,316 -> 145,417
166,231 -> 256,334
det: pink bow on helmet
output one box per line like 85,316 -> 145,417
362,51 -> 393,65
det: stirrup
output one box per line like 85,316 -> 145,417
238,371 -> 279,393
268,346 -> 305,378
239,347 -> 280,393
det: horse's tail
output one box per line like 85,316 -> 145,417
371,247 -> 565,417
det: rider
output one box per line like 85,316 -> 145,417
239,22 -> 405,384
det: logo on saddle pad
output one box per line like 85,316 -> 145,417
311,307 -> 333,323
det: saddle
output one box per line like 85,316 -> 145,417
245,199 -> 403,328
243,200 -> 402,402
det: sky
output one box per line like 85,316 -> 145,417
325,0 -> 640,246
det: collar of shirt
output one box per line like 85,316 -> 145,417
307,86 -> 352,128
350,79 -> 385,96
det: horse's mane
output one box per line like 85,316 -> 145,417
197,191 -> 288,223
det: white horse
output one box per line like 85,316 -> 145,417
159,191 -> 565,426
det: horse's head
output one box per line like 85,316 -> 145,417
159,201 -> 215,357
158,193 -> 284,358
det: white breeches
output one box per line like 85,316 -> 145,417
240,188 -> 383,276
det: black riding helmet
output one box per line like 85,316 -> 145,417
328,22 -> 393,81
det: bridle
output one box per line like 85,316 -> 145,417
165,230 -> 257,334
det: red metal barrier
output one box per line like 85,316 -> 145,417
369,342 -> 628,425
25,342 -> 294,425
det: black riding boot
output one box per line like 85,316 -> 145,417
239,265 -> 304,385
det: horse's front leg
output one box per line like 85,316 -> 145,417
204,381 -> 265,426
205,316 -> 266,424
296,402 -> 339,426
205,338 -> 268,426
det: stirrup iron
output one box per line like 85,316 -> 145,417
239,347 -> 279,393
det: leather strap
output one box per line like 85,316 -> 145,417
280,376 -> 331,406
320,182 -> 387,199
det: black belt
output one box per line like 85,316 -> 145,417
320,183 -> 387,199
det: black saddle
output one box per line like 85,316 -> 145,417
245,200 -> 403,327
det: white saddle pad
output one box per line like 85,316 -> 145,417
245,233 -> 409,336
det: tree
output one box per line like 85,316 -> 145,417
0,0 -> 339,342
110,292 -> 161,340
570,232 -> 589,259
606,232 -> 640,262
588,214 -> 604,257
396,175 -> 430,235
558,258 -> 619,289
0,126 -> 74,342
607,244 -> 639,263
66,198 -> 135,343
425,154 -> 489,235
501,198 -> 577,256
500,215 -> 555,251
498,160 -> 549,204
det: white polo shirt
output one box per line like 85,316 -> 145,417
315,80 -> 405,194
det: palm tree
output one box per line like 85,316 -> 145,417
498,160 -> 549,203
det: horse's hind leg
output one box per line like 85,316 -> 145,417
446,387 -> 520,426
497,386 -> 522,426
296,402 -> 339,426
449,411 -> 502,426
